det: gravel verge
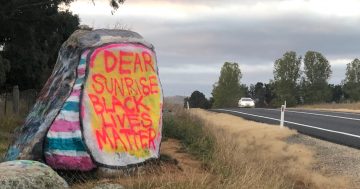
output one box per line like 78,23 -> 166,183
287,133 -> 360,188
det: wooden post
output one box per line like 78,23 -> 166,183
12,85 -> 19,114
4,91 -> 7,115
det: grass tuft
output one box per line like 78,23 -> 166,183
163,109 -> 214,163
0,115 -> 23,161
298,102 -> 360,112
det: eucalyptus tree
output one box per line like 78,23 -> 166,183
343,58 -> 360,101
273,51 -> 302,106
212,62 -> 245,108
302,51 -> 332,104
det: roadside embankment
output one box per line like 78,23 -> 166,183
297,102 -> 360,113
288,134 -> 360,188
191,108 -> 350,189
1,107 -> 355,188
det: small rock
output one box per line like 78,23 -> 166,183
92,183 -> 124,189
96,167 -> 138,178
0,160 -> 68,189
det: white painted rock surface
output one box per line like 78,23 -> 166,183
0,160 -> 68,189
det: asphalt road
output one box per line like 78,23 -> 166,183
212,108 -> 360,148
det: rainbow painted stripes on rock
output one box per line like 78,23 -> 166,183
44,51 -> 96,171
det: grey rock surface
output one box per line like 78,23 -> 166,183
96,167 -> 138,179
92,183 -> 124,189
0,160 -> 68,189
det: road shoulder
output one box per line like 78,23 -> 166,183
287,133 -> 360,188
295,107 -> 360,114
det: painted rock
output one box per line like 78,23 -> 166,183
5,29 -> 163,171
0,160 -> 68,189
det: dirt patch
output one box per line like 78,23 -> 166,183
160,138 -> 203,173
71,139 -> 209,189
288,134 -> 360,188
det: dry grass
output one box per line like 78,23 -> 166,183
73,107 -> 351,189
0,98 -> 34,116
191,109 -> 351,189
0,104 -> 352,188
298,102 -> 360,113
0,115 -> 23,161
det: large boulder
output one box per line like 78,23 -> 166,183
0,160 -> 68,189
5,29 -> 163,171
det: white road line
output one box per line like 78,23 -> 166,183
257,108 -> 360,121
217,109 -> 280,122
289,109 -> 360,116
216,109 -> 360,139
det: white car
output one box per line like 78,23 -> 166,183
238,98 -> 255,108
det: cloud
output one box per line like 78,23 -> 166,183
70,0 -> 360,96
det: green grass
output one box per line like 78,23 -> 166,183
162,110 -> 215,163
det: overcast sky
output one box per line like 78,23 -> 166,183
70,0 -> 360,97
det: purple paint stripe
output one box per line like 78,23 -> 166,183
70,89 -> 81,97
77,68 -> 86,75
46,154 -> 96,171
49,119 -> 80,132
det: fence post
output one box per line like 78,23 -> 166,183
12,85 -> 19,114
4,91 -> 7,115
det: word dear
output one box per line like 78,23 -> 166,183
91,50 -> 156,74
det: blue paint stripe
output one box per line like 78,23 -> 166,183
75,78 -> 84,84
46,138 -> 86,151
62,101 -> 79,112
79,59 -> 86,65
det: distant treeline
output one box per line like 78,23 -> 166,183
186,51 -> 360,109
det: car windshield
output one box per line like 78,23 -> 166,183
241,98 -> 253,102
